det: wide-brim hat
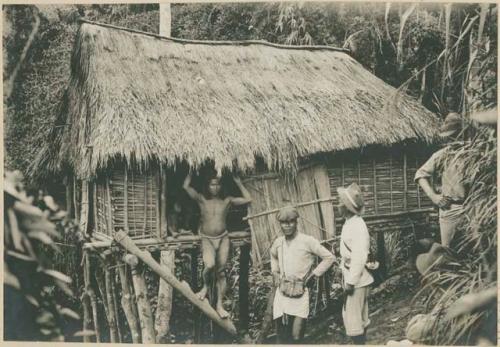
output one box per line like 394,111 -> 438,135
439,112 -> 463,138
416,242 -> 454,275
276,205 -> 299,222
337,183 -> 364,215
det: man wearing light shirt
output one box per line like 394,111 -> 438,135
270,206 -> 335,344
338,183 -> 373,345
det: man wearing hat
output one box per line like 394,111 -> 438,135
338,182 -> 373,345
270,206 -> 335,344
415,112 -> 469,247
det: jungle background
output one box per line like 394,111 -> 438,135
3,2 -> 497,345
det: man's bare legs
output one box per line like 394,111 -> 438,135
215,236 -> 230,318
197,238 -> 215,301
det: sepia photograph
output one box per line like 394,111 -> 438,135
3,1 -> 497,345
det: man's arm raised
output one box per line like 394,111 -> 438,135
183,172 -> 202,202
229,176 -> 252,206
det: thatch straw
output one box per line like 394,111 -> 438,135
36,20 -> 439,178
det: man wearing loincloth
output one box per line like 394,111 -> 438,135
183,172 -> 252,318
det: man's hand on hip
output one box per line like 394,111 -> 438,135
344,283 -> 355,296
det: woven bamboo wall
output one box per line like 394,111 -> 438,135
244,164 -> 334,264
327,150 -> 434,215
94,165 -> 161,238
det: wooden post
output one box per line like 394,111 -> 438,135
160,169 -> 168,238
155,250 -> 175,343
191,248 -> 202,343
84,251 -> 101,342
238,244 -> 250,334
104,260 -> 119,342
111,266 -> 123,342
114,231 -> 238,336
117,260 -> 141,343
124,254 -> 156,344
124,167 -> 129,234
65,175 -> 73,218
403,153 -> 408,210
105,177 -> 114,234
80,292 -> 92,342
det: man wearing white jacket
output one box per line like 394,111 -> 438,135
338,183 -> 373,345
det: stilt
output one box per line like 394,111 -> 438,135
114,231 -> 237,336
80,292 -> 92,342
191,248 -> 202,343
104,259 -> 119,342
117,259 -> 141,343
124,254 -> 156,344
238,244 -> 250,334
155,250 -> 175,343
84,251 -> 101,342
111,272 -> 122,343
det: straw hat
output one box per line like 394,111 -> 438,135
337,182 -> 364,215
439,112 -> 463,137
416,242 -> 454,275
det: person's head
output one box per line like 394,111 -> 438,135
337,183 -> 364,218
277,206 -> 299,239
439,112 -> 463,142
206,177 -> 222,197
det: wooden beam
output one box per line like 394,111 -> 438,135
104,257 -> 119,342
373,159 -> 378,214
156,169 -> 162,238
243,197 -> 335,221
238,244 -> 251,333
117,259 -> 141,343
114,231 -> 238,336
160,168 -> 168,238
124,167 -> 129,234
155,250 -> 175,343
124,254 -> 156,343
105,177 -> 114,234
84,251 -> 101,342
403,153 -> 408,210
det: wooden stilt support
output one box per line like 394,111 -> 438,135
84,251 -> 101,342
191,248 -> 202,343
124,254 -> 156,344
114,231 -> 238,336
111,274 -> 122,343
238,244 -> 250,334
80,292 -> 92,342
155,250 -> 175,343
117,260 -> 141,343
104,259 -> 119,342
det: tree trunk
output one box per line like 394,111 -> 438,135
154,250 -> 175,343
238,244 -> 250,334
118,260 -> 141,343
80,292 -> 92,342
114,231 -> 238,336
84,252 -> 101,342
124,254 -> 156,344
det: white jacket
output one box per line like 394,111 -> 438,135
340,215 -> 374,288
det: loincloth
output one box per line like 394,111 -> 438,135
199,230 -> 229,251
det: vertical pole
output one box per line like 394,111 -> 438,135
160,168 -> 168,238
159,3 -> 172,37
117,259 -> 141,343
191,248 -> 202,343
105,176 -> 114,234
125,254 -> 156,344
65,175 -> 73,218
104,258 -> 119,342
124,166 -> 129,234
155,250 -> 175,343
84,251 -> 101,342
389,156 -> 393,213
156,168 -> 162,238
373,159 -> 378,214
238,244 -> 250,334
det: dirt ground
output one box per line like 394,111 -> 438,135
306,270 -> 426,345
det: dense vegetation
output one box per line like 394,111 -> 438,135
3,2 -> 497,345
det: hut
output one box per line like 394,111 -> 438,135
34,20 -> 440,341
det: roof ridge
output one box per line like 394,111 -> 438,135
78,19 -> 351,53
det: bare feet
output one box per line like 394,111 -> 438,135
197,286 -> 208,300
216,303 -> 229,319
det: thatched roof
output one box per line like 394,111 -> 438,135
37,20 -> 439,178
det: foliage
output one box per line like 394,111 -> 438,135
4,170 -> 80,341
414,123 -> 497,345
4,4 -> 159,180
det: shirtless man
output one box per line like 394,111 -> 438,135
183,172 -> 252,318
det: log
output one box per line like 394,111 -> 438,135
155,250 -> 175,343
114,231 -> 238,336
104,263 -> 119,342
117,260 -> 141,343
84,252 -> 101,342
243,197 -> 335,221
80,292 -> 92,342
238,244 -> 250,333
124,254 -> 156,344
